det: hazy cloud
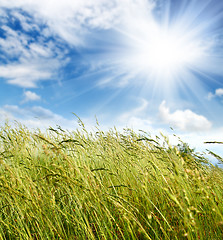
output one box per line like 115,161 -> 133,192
118,98 -> 149,121
22,91 -> 41,103
117,98 -> 155,130
216,88 -> 223,96
0,64 -> 52,88
159,101 -> 212,132
0,0 -> 154,45
208,88 -> 223,100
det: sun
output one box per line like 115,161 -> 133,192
131,24 -> 204,77
142,33 -> 199,71
100,1 -> 216,94
113,15 -> 209,86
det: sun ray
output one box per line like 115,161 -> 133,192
96,0 -> 223,104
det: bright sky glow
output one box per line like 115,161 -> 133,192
127,26 -> 205,77
0,0 -> 223,160
99,2 -> 217,91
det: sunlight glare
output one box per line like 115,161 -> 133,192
103,0 -> 219,94
134,25 -> 204,76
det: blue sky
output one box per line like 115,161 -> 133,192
0,0 -> 223,159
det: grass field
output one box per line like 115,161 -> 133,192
0,121 -> 223,239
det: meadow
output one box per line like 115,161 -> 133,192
0,120 -> 223,239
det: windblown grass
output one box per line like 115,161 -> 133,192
0,121 -> 222,239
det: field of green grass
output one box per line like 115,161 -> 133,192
0,121 -> 223,239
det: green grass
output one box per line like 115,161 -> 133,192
0,121 -> 223,239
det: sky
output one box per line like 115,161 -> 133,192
0,0 -> 223,162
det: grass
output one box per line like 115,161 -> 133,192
0,121 -> 223,239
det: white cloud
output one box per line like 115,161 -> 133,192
0,0 -> 154,45
11,10 -> 40,32
22,91 -> 41,103
215,88 -> 223,96
159,101 -> 212,132
0,25 -> 29,58
0,64 -> 52,88
29,43 -> 53,58
208,88 -> 223,100
0,19 -> 68,88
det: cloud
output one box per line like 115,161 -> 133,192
159,101 -> 212,132
0,1 -> 108,46
0,0 -> 154,45
0,25 -> 29,59
0,15 -> 69,88
10,10 -> 40,32
22,91 -> 41,103
216,88 -> 223,96
208,88 -> 223,100
0,64 -> 52,88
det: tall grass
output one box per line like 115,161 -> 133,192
0,121 -> 222,239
